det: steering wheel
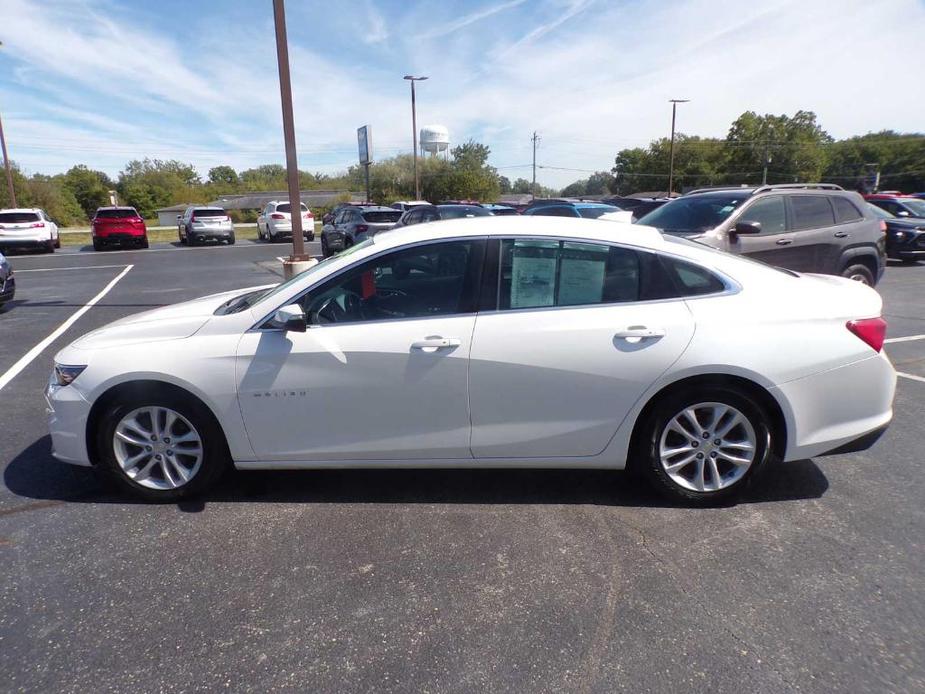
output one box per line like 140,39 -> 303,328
313,290 -> 363,324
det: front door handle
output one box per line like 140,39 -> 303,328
614,326 -> 666,340
411,337 -> 461,351
834,231 -> 849,238
776,238 -> 793,245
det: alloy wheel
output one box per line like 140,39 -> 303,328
112,407 -> 203,490
658,402 -> 757,492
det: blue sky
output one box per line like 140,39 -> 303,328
1,0 -> 924,188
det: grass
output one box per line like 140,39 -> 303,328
59,222 -> 321,247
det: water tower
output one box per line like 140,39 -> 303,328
420,124 -> 450,160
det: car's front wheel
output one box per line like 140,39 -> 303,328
96,392 -> 228,501
638,386 -> 770,505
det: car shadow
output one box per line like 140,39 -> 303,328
4,436 -> 829,511
886,259 -> 922,267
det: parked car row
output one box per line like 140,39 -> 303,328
0,208 -> 60,253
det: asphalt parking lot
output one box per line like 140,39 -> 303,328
0,242 -> 923,693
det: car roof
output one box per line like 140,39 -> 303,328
357,206 -> 399,213
866,193 -> 916,199
573,202 -> 617,208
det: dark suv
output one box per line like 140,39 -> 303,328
637,184 -> 886,285
321,205 -> 402,257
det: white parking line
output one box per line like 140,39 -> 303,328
16,264 -> 131,273
884,334 -> 925,344
897,372 -> 925,384
0,265 -> 134,392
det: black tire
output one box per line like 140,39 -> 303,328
45,239 -> 55,253
841,263 -> 874,285
95,390 -> 229,501
636,385 -> 771,505
227,234 -> 235,245
140,237 -> 150,249
93,238 -> 104,251
321,235 -> 329,258
54,235 -> 61,249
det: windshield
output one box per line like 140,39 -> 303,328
224,239 -> 375,314
276,203 -> 309,214
96,208 -> 138,219
577,205 -> 621,219
363,210 -> 402,223
637,192 -> 750,233
901,199 -> 925,216
440,206 -> 492,219
0,212 -> 40,223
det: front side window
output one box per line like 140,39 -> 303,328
499,239 -> 643,309
299,240 -> 481,325
739,196 -> 786,234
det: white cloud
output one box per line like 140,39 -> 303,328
419,0 -> 528,39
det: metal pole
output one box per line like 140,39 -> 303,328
411,80 -> 419,200
531,131 -> 537,200
667,102 -> 677,196
272,0 -> 305,260
0,109 -> 15,208
365,163 -> 371,204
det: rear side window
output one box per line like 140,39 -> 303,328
791,196 -> 835,230
0,212 -> 40,223
363,210 -> 402,223
660,256 -> 726,296
193,208 -> 226,217
95,208 -> 138,219
499,239 -> 642,309
831,197 -> 862,223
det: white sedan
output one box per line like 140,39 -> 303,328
46,216 -> 896,504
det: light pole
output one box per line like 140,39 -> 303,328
272,0 -> 307,271
0,41 -> 16,208
667,98 -> 689,196
404,75 -> 428,200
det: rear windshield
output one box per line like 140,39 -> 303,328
577,205 -> 621,219
638,192 -> 750,234
276,203 -> 309,214
490,207 -> 518,216
95,208 -> 138,219
439,206 -> 492,219
0,212 -> 40,223
363,210 -> 402,223
193,208 -> 226,217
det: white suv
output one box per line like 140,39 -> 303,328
256,201 -> 315,242
0,208 -> 60,253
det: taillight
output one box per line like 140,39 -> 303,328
847,317 -> 887,352
271,213 -> 286,219
30,222 -> 45,228
356,224 -> 369,233
879,220 -> 887,233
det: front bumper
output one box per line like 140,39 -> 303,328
45,379 -> 94,467
771,352 -> 896,461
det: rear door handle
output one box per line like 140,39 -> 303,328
834,231 -> 849,238
614,326 -> 666,340
411,337 -> 461,351
776,238 -> 793,245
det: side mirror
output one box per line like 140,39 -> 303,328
732,221 -> 761,237
273,304 -> 306,333
176,215 -> 182,222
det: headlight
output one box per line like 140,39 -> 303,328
894,231 -> 906,240
54,364 -> 86,386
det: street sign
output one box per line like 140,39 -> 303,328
357,125 -> 372,165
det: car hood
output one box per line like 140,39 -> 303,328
70,285 -> 272,350
885,217 -> 925,230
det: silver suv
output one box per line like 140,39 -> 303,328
177,206 -> 235,245
637,184 -> 886,285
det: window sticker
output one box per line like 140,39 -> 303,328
559,257 -> 605,305
510,254 -> 557,308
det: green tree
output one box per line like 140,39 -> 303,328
498,176 -> 512,194
61,165 -> 113,219
823,131 -> 925,192
117,159 -> 201,218
208,165 -> 239,188
239,164 -> 287,190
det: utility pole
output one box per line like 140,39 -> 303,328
531,131 -> 539,200
761,140 -> 771,185
272,0 -> 307,275
0,41 -> 16,208
404,75 -> 428,200
667,98 -> 689,196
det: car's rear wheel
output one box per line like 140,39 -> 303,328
96,392 -> 228,501
321,235 -> 329,258
638,386 -> 770,505
140,237 -> 150,249
842,264 -> 874,285
54,235 -> 61,249
227,233 -> 235,245
92,238 -> 104,251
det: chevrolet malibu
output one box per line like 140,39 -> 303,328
46,216 -> 896,504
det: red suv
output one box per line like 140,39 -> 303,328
91,207 -> 149,250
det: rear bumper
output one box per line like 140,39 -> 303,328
771,352 -> 896,461
0,236 -> 50,249
95,232 -> 146,244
